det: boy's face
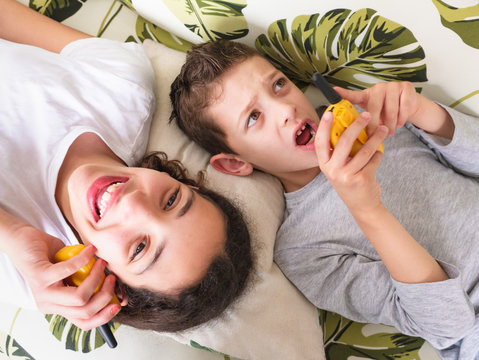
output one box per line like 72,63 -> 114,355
207,56 -> 320,186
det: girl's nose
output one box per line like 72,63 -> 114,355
117,189 -> 157,222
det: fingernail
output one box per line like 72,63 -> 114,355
111,305 -> 121,316
361,112 -> 371,120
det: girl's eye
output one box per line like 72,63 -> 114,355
274,77 -> 286,92
165,189 -> 179,210
132,237 -> 147,260
247,111 -> 260,128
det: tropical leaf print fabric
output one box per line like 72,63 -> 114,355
3,0 -> 476,359
255,9 -> 427,90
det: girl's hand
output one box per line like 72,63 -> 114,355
335,81 -> 420,137
315,111 -> 388,213
11,226 -> 123,330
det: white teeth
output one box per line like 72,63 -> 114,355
98,182 -> 121,218
296,125 -> 308,138
306,130 -> 316,145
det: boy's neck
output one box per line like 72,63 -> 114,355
278,167 -> 321,193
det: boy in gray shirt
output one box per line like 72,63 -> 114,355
170,40 -> 479,359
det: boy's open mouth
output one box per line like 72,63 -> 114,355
295,123 -> 316,146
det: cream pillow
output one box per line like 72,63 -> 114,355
143,40 -> 325,360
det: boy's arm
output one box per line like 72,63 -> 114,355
337,81 -> 479,175
315,111 -> 448,284
0,0 -> 91,53
335,81 -> 455,140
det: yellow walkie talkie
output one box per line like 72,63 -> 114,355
55,244 -> 120,348
312,73 -> 384,157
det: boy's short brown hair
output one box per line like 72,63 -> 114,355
169,40 -> 260,155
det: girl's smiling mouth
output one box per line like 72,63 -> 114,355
87,176 -> 129,222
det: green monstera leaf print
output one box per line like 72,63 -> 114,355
162,0 -> 248,41
255,9 -> 427,91
45,314 -> 120,353
320,310 -> 426,360
126,16 -> 193,52
0,330 -> 35,360
432,0 -> 479,49
29,0 -> 85,23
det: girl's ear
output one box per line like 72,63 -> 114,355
210,153 -> 253,176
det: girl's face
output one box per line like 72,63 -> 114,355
64,164 -> 226,294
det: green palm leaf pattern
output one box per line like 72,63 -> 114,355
29,0 -> 85,22
126,16 -> 193,52
190,340 -> 235,359
450,90 -> 479,110
0,330 -> 35,360
255,9 -> 427,91
162,0 -> 248,41
432,0 -> 479,49
320,310 -> 425,360
45,314 -> 120,353
118,0 -> 135,11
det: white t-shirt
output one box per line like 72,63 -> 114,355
0,37 -> 156,308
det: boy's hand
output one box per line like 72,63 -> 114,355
335,81 -> 420,137
315,111 -> 388,213
10,226 -> 122,330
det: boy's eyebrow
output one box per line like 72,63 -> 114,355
238,95 -> 258,127
237,69 -> 282,127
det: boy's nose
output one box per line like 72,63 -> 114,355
278,102 -> 297,128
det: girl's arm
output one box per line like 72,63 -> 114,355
0,0 -> 91,53
0,207 -> 121,329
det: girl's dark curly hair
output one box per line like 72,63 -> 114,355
114,152 -> 253,332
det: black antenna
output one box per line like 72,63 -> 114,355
312,72 -> 342,105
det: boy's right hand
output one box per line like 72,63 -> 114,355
10,226 -> 121,330
315,110 -> 388,214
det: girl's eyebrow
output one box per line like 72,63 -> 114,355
136,245 -> 162,275
177,187 -> 195,218
136,189 -> 195,275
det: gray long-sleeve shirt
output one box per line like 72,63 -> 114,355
274,106 -> 479,360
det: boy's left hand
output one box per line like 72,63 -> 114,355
315,110 -> 388,214
335,81 -> 419,138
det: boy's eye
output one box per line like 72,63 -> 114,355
131,237 -> 147,260
274,77 -> 286,92
165,189 -> 179,210
247,111 -> 260,128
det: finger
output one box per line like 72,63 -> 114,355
315,110 -> 334,165
74,258 -> 108,303
68,303 -> 122,331
41,275 -> 120,320
382,83 -> 400,136
44,245 -> 97,286
398,82 -> 417,128
347,125 -> 388,173
366,84 -> 386,135
334,87 -> 367,107
332,112 -> 371,162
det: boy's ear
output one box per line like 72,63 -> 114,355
210,153 -> 253,176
